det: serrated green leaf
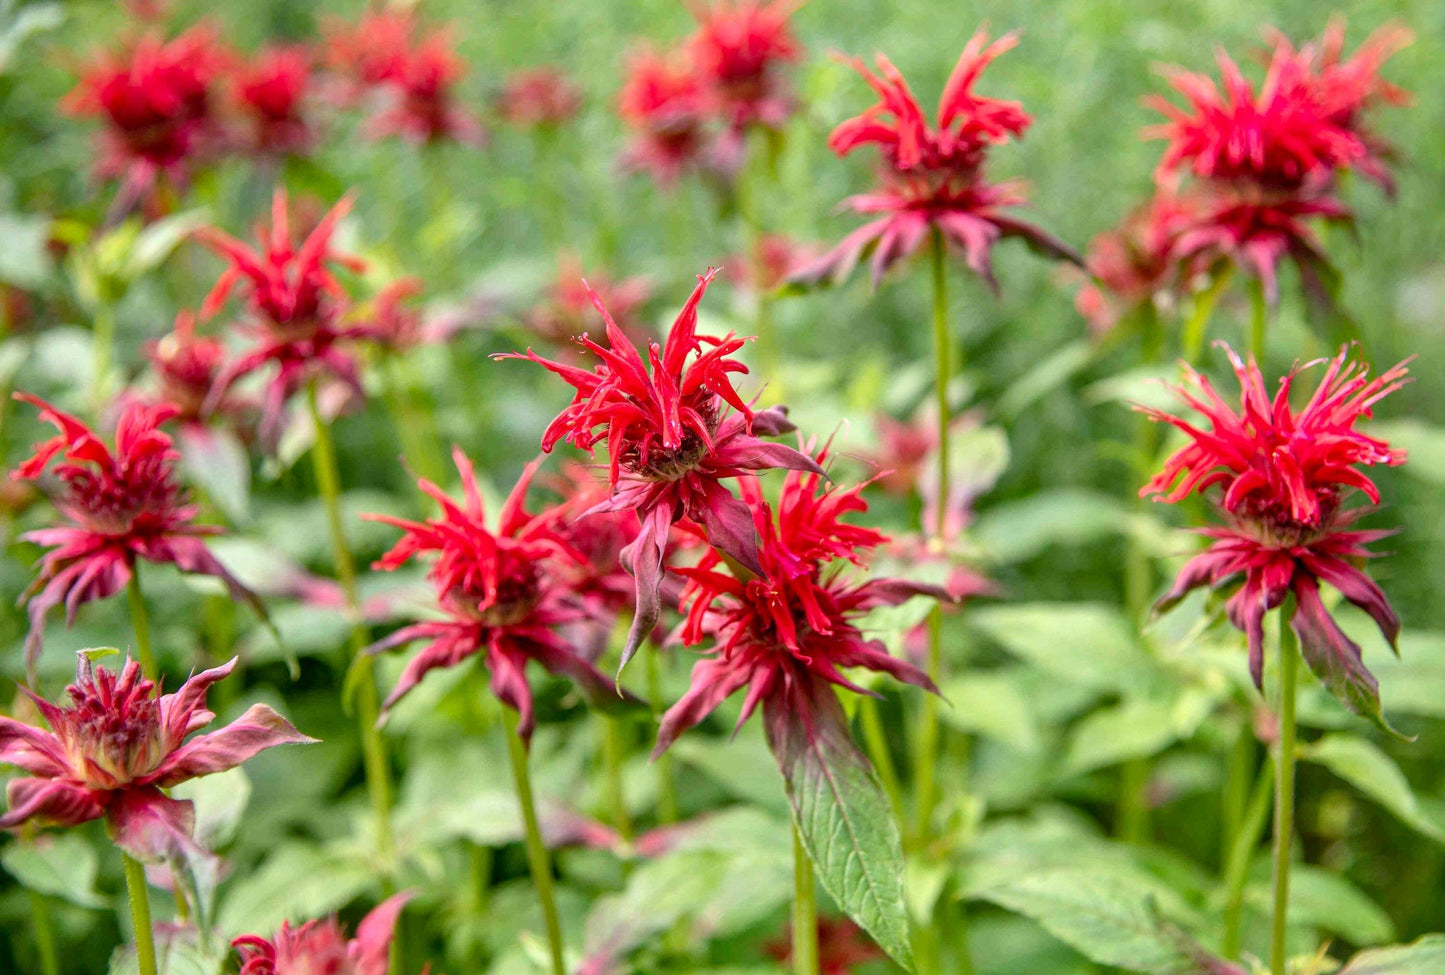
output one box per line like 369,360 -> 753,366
0,834 -> 105,908
1340,934 -> 1445,973
1299,734 -> 1445,844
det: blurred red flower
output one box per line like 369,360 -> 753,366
234,892 -> 409,975
794,31 -> 1078,289
10,394 -> 261,675
525,257 -> 653,354
1076,190 -> 1201,334
1142,345 -> 1408,722
496,66 -> 583,128
0,655 -> 311,861
686,0 -> 800,131
618,46 -> 709,184
767,916 -> 885,975
232,45 -> 316,157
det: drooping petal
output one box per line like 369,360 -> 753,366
0,778 -> 104,830
105,786 -> 199,863
150,704 -> 315,787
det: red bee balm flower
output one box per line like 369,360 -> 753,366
686,0 -> 801,130
233,45 -> 315,157
526,257 -> 654,354
0,654 -> 312,861
794,31 -> 1078,289
11,395 -> 262,674
1075,190 -> 1201,335
364,451 -> 631,739
233,892 -> 410,975
500,269 -> 823,667
198,190 -> 368,450
1141,345 -> 1409,727
656,463 -> 947,757
618,46 -> 708,185
496,67 -> 583,128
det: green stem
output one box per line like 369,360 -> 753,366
1248,277 -> 1268,364
1220,720 -> 1255,870
600,715 -> 633,842
1182,264 -> 1234,364
1270,610 -> 1300,975
1222,751 -> 1275,960
1116,758 -> 1151,844
791,823 -> 819,975
305,382 -> 396,875
646,648 -> 678,824
381,353 -> 446,491
126,570 -> 155,681
858,697 -> 903,821
503,707 -> 567,975
92,304 -> 115,416
27,889 -> 59,975
122,852 -> 158,975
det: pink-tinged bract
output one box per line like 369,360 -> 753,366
10,394 -> 261,674
793,31 -> 1079,289
656,462 -> 948,756
499,269 -> 824,666
233,892 -> 410,975
363,450 -> 632,741
0,654 -> 312,861
1141,345 -> 1409,726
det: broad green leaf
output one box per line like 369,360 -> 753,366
582,850 -> 732,970
0,212 -> 53,287
1244,864 -> 1394,947
973,490 -> 1129,563
1063,696 -> 1181,775
938,671 -> 1043,753
1340,934 -> 1445,973
178,426 -> 251,523
670,731 -> 790,815
124,209 -> 208,280
977,867 -> 1240,974
108,936 -> 226,975
997,339 -> 1095,419
170,766 -> 251,851
1371,630 -> 1445,720
1299,734 -> 1445,843
1370,420 -> 1445,486
766,685 -> 913,968
0,833 -> 105,908
1083,365 -> 1183,412
968,602 -> 1149,693
216,842 -> 376,936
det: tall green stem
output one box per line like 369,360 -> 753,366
791,823 -> 819,975
92,304 -> 115,416
122,852 -> 157,975
600,715 -> 633,842
27,889 -> 59,975
1182,264 -> 1234,364
1222,752 -> 1275,960
126,570 -> 156,680
306,382 -> 395,873
503,707 -> 566,975
1270,610 -> 1300,975
645,648 -> 679,824
858,697 -> 903,821
1248,278 -> 1268,363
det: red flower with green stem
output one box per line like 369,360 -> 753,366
233,892 -> 410,975
10,394 -> 263,680
495,66 -> 583,128
617,46 -> 709,185
231,45 -> 316,158
498,268 -> 823,672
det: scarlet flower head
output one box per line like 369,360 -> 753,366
1075,190 -> 1201,335
367,30 -> 481,145
364,451 -> 628,740
197,190 -> 368,450
61,26 -> 230,195
794,32 -> 1079,289
1141,344 -> 1409,728
233,892 -> 410,975
686,0 -> 801,130
618,46 -> 709,184
11,394 -> 261,675
499,269 -> 824,667
0,654 -> 312,861
233,45 -> 316,157
323,9 -> 415,92
657,462 -> 947,756
495,66 -> 584,128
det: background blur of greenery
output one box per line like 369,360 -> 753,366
0,0 -> 1442,972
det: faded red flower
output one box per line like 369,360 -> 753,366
233,892 -> 409,975
618,46 -> 708,184
656,461 -> 947,756
1142,344 -> 1409,727
686,0 -> 800,131
793,31 -> 1078,289
61,26 -> 230,198
323,9 -> 415,93
144,311 -> 230,426
11,394 -> 261,674
0,654 -> 312,861
1076,190 -> 1200,334
197,189 -> 369,450
367,30 -> 481,145
499,268 -> 823,666
364,450 -> 631,739
728,233 -> 818,293
232,45 -> 315,157
525,257 -> 653,353
495,66 -> 583,128
767,916 -> 885,975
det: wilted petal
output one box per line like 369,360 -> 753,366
0,718 -> 68,777
151,704 -> 315,787
0,778 -> 104,830
105,786 -> 198,863
1290,575 -> 1389,731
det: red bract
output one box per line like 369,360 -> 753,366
1141,345 -> 1409,727
1075,190 -> 1200,335
364,450 -> 628,740
233,892 -> 410,975
197,190 -> 368,450
496,66 -> 584,128
233,45 -> 315,157
656,464 -> 946,756
618,46 -> 708,184
0,654 -> 312,861
323,9 -> 414,92
793,32 -> 1078,289
61,26 -> 230,197
11,394 -> 261,675
499,269 -> 823,667
686,0 -> 800,130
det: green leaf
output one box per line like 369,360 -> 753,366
124,209 -> 208,280
997,339 -> 1095,419
0,834 -> 105,908
216,841 -> 375,937
0,212 -> 53,287
938,670 -> 1043,753
765,682 -> 913,969
1369,420 -> 1445,487
1243,864 -> 1394,947
1371,631 -> 1445,720
968,602 -> 1149,693
973,489 -> 1131,563
1340,934 -> 1445,973
977,867 -> 1241,974
582,850 -> 732,969
1062,696 -> 1181,775
178,427 -> 251,523
1299,734 -> 1445,843
169,767 -> 251,851
108,929 -> 227,975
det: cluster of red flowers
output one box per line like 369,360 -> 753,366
1079,20 -> 1411,330
1143,344 -> 1409,727
792,29 -> 1079,290
618,1 -> 800,183
234,893 -> 410,975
